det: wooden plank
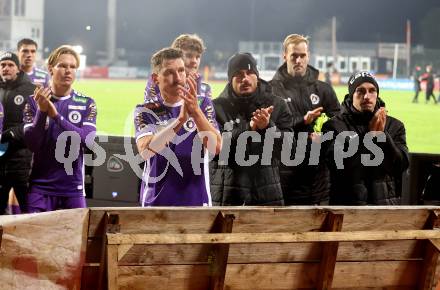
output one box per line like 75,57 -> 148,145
225,263 -> 318,290
88,209 -> 221,237
87,207 -> 438,238
98,213 -> 120,290
332,261 -> 422,288
418,211 -> 440,290
117,240 -> 424,266
113,261 -> 420,290
418,241 -> 440,290
107,229 -> 440,245
107,244 -> 119,290
85,238 -> 102,263
229,261 -> 420,289
118,265 -> 210,290
332,288 -> 414,290
317,212 -> 344,290
338,240 -> 424,261
81,265 -> 99,290
208,212 -> 235,290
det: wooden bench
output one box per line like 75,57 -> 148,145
81,207 -> 440,290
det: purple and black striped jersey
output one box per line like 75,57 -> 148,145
23,90 -> 97,197
143,73 -> 212,103
27,67 -> 50,87
134,94 -> 218,206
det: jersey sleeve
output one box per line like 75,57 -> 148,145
83,99 -> 97,128
134,104 -> 159,142
202,82 -> 212,98
200,97 -> 219,131
23,96 -> 47,152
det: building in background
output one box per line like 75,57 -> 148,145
0,0 -> 45,59
238,40 -> 411,80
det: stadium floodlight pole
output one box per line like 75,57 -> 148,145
406,19 -> 411,78
107,0 -> 117,64
393,43 -> 399,79
332,16 -> 337,71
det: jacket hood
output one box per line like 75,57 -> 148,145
272,62 -> 319,87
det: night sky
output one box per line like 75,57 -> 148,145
44,0 -> 440,65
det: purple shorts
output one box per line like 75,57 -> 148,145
27,192 -> 86,213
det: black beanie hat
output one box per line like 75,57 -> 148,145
0,51 -> 20,68
227,52 -> 259,83
348,71 -> 379,97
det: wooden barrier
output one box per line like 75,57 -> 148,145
81,207 -> 440,290
0,209 -> 89,289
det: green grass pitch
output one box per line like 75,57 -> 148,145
75,79 -> 440,154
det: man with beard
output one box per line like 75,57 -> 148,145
134,47 -> 221,206
270,34 -> 340,205
322,71 -> 409,205
143,34 -> 211,103
17,38 -> 50,87
23,45 -> 97,212
0,52 -> 35,214
210,53 -> 292,205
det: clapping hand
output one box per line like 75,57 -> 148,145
33,85 -> 58,118
304,107 -> 323,125
180,75 -> 201,117
369,107 -> 387,133
250,106 -> 274,130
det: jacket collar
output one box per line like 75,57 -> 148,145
273,63 -> 319,87
0,71 -> 29,89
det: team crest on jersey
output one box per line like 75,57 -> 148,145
310,93 -> 320,105
183,117 -> 196,132
68,110 -> 82,124
14,95 -> 24,105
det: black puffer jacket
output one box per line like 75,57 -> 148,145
210,80 -> 293,205
0,71 -> 35,171
322,95 -> 409,205
270,64 -> 340,204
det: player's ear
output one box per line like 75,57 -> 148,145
152,73 -> 159,85
48,65 -> 54,77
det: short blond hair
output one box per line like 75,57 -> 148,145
47,45 -> 80,68
283,34 -> 309,52
171,34 -> 206,54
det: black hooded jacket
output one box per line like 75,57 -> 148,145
0,71 -> 35,171
270,63 -> 340,204
322,95 -> 409,205
271,63 -> 340,132
210,80 -> 293,205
